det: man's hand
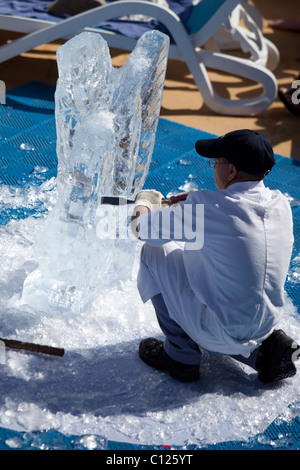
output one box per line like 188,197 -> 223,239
131,189 -> 164,239
130,205 -> 149,240
168,189 -> 197,205
134,189 -> 165,211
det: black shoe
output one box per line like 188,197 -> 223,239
139,337 -> 200,382
255,329 -> 300,384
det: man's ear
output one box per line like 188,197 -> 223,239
228,163 -> 238,181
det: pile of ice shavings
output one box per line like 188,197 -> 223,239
0,179 -> 300,448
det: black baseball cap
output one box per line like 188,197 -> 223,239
195,129 -> 275,176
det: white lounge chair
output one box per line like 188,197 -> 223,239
204,1 -> 279,71
0,0 -> 279,115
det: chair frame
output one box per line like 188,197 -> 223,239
0,0 -> 279,115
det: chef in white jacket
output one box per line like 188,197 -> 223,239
131,129 -> 300,383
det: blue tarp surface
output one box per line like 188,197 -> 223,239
0,82 -> 300,450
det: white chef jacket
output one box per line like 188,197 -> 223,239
137,181 -> 294,357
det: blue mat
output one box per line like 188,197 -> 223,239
0,82 -> 300,451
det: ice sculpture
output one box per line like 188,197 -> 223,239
21,30 -> 169,311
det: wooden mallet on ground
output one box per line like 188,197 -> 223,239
0,337 -> 65,357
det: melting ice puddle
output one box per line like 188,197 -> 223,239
0,180 -> 300,448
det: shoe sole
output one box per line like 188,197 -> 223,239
139,338 -> 200,382
258,349 -> 297,384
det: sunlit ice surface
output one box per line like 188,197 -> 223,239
0,179 -> 300,448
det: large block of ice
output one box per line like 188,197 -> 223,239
56,29 -> 169,205
26,30 -> 169,310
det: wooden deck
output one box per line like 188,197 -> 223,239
0,0 -> 299,160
